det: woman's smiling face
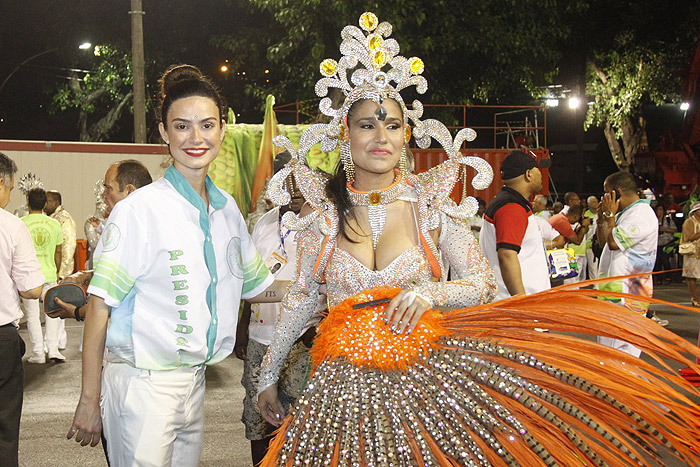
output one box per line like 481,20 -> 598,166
158,95 -> 225,174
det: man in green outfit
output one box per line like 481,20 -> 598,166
21,188 -> 64,363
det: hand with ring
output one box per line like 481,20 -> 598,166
385,289 -> 432,334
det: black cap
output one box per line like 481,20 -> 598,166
500,150 -> 552,180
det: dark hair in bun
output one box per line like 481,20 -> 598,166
158,64 -> 227,126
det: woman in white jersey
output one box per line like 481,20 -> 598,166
67,65 -> 287,467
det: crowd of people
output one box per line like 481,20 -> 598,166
2,11 -> 700,467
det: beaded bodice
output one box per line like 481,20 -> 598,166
325,244 -> 433,308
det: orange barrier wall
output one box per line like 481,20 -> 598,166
412,148 -> 550,203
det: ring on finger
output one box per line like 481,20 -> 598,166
402,291 -> 417,306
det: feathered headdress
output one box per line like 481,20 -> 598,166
94,179 -> 107,216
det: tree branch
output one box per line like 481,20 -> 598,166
86,92 -> 133,142
587,59 -> 608,85
603,123 -> 624,169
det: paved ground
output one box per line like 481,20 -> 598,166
16,282 -> 700,466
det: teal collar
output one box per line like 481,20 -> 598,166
616,198 -> 650,220
164,165 -> 226,211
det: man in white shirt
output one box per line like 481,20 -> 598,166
0,152 -> 44,466
596,171 -> 658,357
49,160 -> 153,321
532,194 -> 551,220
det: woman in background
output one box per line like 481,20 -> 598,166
682,201 -> 700,306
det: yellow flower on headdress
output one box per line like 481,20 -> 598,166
367,33 -> 384,51
320,59 -> 338,77
359,12 -> 378,32
372,50 -> 387,69
408,57 -> 424,75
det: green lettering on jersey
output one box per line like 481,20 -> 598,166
168,250 -> 184,261
175,324 -> 193,334
172,280 -> 189,290
170,265 -> 189,276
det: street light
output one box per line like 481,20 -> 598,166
568,97 -> 581,109
681,102 -> 690,111
78,42 -> 92,50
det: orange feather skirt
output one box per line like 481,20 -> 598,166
262,285 -> 700,466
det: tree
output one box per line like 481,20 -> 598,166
582,1 -> 699,170
584,35 -> 687,170
215,0 -> 581,112
51,44 -> 135,142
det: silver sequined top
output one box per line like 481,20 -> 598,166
257,205 -> 497,394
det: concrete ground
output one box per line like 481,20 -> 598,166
17,282 -> 700,467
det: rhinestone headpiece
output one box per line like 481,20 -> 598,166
94,179 -> 107,215
18,172 -> 44,195
269,12 -> 493,222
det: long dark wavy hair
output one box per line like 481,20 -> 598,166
326,159 -> 358,242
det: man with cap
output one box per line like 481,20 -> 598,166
596,171 -> 658,357
480,150 -> 552,300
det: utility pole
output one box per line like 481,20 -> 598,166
130,0 -> 146,143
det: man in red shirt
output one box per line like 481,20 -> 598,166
548,205 -> 590,246
480,150 -> 552,300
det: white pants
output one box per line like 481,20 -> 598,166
21,282 -> 61,357
101,361 -> 206,467
597,336 -> 642,358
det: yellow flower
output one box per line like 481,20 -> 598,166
408,57 -> 424,75
359,12 -> 378,32
320,59 -> 338,77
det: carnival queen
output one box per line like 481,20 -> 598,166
256,12 -> 700,466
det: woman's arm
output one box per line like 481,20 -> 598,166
683,218 -> 700,242
257,225 -> 323,426
415,213 -> 497,308
68,296 -> 108,447
257,227 -> 323,395
385,213 -> 497,335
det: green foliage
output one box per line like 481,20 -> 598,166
581,0 -> 699,168
584,34 -> 680,139
216,0 -> 576,108
49,44 -> 157,141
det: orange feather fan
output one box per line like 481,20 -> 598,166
261,283 -> 700,466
